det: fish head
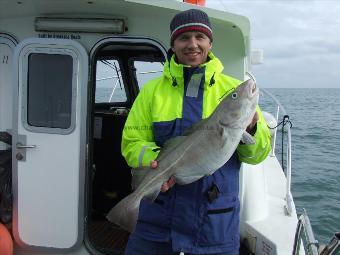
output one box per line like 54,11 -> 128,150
217,79 -> 259,130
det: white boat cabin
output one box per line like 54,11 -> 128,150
0,0 -> 309,255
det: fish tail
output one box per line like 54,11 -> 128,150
106,193 -> 141,233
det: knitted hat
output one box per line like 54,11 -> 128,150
170,9 -> 213,45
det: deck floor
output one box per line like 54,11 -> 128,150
88,220 -> 130,254
88,219 -> 251,255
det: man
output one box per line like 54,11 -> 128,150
122,9 -> 271,255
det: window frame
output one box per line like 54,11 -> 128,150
95,57 -> 128,104
90,37 -> 167,111
21,48 -> 78,135
128,56 -> 164,91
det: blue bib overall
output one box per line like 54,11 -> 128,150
127,67 -> 241,255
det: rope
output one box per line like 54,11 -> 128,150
268,115 -> 292,172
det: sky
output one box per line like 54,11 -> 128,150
205,0 -> 340,88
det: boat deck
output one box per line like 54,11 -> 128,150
240,155 -> 299,255
88,220 -> 129,254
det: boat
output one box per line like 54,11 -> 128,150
0,0 -> 339,254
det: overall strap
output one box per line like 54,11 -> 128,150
181,66 -> 205,133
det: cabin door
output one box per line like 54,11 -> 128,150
12,38 -> 88,251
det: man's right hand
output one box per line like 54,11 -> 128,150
150,160 -> 176,192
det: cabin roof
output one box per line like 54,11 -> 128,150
0,0 -> 250,49
0,0 -> 251,79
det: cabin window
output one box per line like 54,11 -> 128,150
27,53 -> 73,129
95,59 -> 127,103
134,60 -> 163,89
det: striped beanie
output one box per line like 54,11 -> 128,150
170,9 -> 213,45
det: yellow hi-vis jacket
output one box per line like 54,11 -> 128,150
122,52 -> 271,168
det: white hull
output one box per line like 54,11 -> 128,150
241,156 -> 299,255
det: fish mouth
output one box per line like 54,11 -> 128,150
246,79 -> 258,99
251,81 -> 257,94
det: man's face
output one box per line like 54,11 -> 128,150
171,31 -> 212,67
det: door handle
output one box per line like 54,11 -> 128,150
16,143 -> 36,149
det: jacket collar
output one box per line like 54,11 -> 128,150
163,51 -> 224,86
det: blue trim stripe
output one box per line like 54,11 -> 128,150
153,118 -> 183,147
152,67 -> 205,147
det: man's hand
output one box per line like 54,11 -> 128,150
150,160 -> 176,192
246,112 -> 259,135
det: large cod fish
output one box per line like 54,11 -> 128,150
107,79 -> 259,232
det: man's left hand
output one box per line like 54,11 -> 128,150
246,112 -> 258,135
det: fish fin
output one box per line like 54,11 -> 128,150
106,193 -> 141,233
241,132 -> 255,145
218,124 -> 225,137
131,167 -> 151,190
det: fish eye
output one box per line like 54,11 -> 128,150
231,93 -> 237,99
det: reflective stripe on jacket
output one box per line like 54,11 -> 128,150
121,52 -> 271,253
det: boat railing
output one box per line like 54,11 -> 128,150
96,67 -> 163,103
260,88 -> 294,216
293,209 -> 319,255
293,209 -> 340,255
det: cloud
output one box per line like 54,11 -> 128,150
263,39 -> 340,59
206,0 -> 340,87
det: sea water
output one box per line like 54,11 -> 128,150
261,88 -> 340,245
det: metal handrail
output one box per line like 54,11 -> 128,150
96,70 -> 163,82
260,88 -> 294,216
293,209 -> 319,255
320,232 -> 340,255
96,70 -> 163,102
270,105 -> 280,157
